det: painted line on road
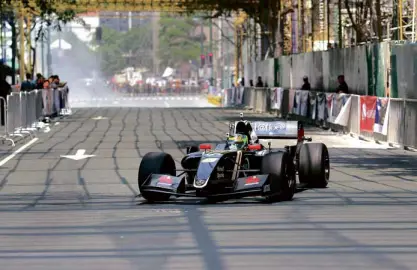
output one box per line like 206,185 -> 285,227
164,101 -> 170,108
0,138 -> 39,167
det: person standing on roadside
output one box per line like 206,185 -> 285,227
336,75 -> 349,94
301,76 -> 311,90
20,73 -> 35,92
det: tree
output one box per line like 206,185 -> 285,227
178,0 -> 290,56
93,25 -> 153,77
0,0 -> 80,77
343,0 -> 390,43
158,14 -> 204,69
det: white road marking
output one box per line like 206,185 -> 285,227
60,149 -> 96,161
54,122 -> 60,126
0,138 -> 39,167
164,101 -> 170,108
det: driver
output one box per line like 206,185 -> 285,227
227,134 -> 249,150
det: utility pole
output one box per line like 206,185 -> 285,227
200,20 -> 204,79
11,15 -> 16,84
19,3 -> 25,81
47,24 -> 52,76
128,11 -> 132,30
152,12 -> 160,74
338,0 -> 342,46
209,17 -> 213,86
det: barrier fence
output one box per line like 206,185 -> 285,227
219,87 -> 417,150
0,87 -> 71,147
113,85 -> 203,96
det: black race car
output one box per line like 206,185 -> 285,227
138,113 -> 330,203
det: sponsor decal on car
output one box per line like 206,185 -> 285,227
245,176 -> 260,185
157,175 -> 173,186
201,157 -> 219,163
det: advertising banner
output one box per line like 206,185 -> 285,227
292,90 -> 302,115
374,98 -> 390,135
235,86 -> 244,105
270,87 -> 284,110
309,92 -> 317,120
334,96 -> 352,126
288,89 -> 296,113
317,93 -> 326,121
326,93 -> 334,122
300,91 -> 309,116
360,96 -> 377,132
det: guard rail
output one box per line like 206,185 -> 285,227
0,87 -> 71,147
219,87 -> 417,150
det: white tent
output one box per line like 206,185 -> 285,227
162,67 -> 174,78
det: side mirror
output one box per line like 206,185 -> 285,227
248,144 -> 262,151
199,144 -> 212,150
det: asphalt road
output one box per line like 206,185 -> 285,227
0,107 -> 416,270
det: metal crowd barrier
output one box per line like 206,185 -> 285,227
223,87 -> 417,150
0,88 -> 71,147
115,85 -> 203,96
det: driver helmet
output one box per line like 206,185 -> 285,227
228,134 -> 249,150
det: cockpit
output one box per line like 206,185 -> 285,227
226,134 -> 249,150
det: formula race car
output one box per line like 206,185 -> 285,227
138,113 -> 330,203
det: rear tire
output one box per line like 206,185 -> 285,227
261,152 -> 295,202
138,152 -> 176,202
298,143 -> 330,188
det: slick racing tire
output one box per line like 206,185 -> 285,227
261,152 -> 295,202
298,143 -> 330,188
138,152 -> 176,202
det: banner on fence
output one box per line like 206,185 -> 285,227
360,96 -> 377,132
309,92 -> 317,120
293,90 -> 302,115
374,98 -> 390,135
300,91 -> 309,116
288,89 -> 295,113
235,86 -> 244,105
317,93 -> 326,121
270,87 -> 283,110
334,96 -> 352,126
326,93 -> 334,122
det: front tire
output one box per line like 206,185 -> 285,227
138,152 -> 176,202
261,152 -> 295,202
298,143 -> 330,188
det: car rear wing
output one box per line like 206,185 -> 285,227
251,120 -> 304,140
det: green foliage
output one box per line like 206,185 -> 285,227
158,15 -> 205,69
93,25 -> 153,77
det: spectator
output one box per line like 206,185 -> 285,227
249,80 -> 254,87
36,75 -> 45,89
336,75 -> 349,94
255,76 -> 264,87
301,76 -> 311,90
20,73 -> 35,92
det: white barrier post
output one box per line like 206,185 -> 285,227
0,96 -> 15,146
16,92 -> 34,138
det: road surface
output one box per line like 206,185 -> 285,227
0,107 -> 416,270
